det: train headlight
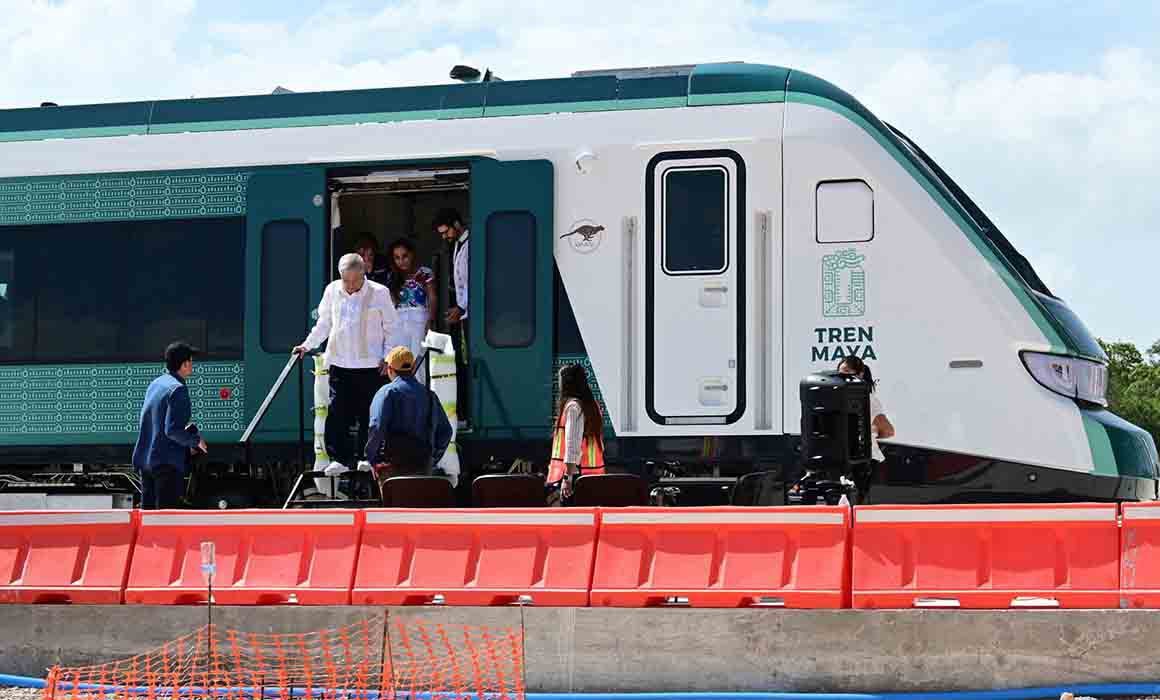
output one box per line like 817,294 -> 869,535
1021,351 -> 1108,406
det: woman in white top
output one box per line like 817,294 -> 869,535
384,238 -> 437,362
546,364 -> 606,505
837,356 -> 894,463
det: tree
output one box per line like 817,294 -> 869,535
1099,338 -> 1160,445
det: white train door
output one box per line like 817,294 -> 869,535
646,151 -> 745,425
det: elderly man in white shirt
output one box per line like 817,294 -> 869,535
294,253 -> 398,469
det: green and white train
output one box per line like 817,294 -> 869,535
0,62 -> 1155,506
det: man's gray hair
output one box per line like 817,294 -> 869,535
338,253 -> 365,275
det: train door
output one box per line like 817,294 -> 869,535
469,159 -> 555,438
646,151 -> 746,425
245,168 -> 326,446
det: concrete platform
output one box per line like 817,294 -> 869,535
3,606 -> 1160,693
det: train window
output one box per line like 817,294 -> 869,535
662,167 -> 728,274
0,218 -> 244,364
816,180 -> 874,243
484,211 -> 536,348
261,220 -> 309,353
0,252 -> 13,353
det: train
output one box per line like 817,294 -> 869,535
0,61 -> 1155,507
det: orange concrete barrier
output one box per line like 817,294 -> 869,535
353,509 -> 598,606
125,510 -> 360,605
852,503 -> 1120,609
589,506 -> 850,608
1119,502 -> 1160,608
0,510 -> 136,604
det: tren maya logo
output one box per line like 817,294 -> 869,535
560,219 -> 605,254
822,248 -> 866,318
813,248 -> 876,362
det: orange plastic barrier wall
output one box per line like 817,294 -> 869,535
124,510 -> 361,605
0,510 -> 136,604
590,506 -> 850,608
353,509 -> 597,606
851,503 -> 1121,609
1119,502 -> 1160,608
7,503 -> 1160,608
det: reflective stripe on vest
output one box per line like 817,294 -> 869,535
547,401 -> 605,484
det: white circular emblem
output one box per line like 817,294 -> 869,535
561,219 -> 605,254
312,194 -> 324,207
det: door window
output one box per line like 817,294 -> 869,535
663,167 -> 728,274
484,211 -> 537,349
260,220 -> 310,352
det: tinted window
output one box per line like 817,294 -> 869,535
261,220 -> 309,352
0,252 -> 13,355
663,168 -> 727,274
0,218 -> 244,363
485,211 -> 536,348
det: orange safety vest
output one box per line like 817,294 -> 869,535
547,400 -> 606,484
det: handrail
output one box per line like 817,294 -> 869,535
239,352 -> 307,445
238,347 -> 433,468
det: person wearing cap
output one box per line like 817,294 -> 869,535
365,346 -> 452,486
294,253 -> 398,470
131,341 -> 208,509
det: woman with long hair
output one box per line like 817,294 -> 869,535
546,364 -> 606,504
385,238 -> 436,361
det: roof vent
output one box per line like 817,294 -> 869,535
450,65 -> 502,83
40,101 -> 58,108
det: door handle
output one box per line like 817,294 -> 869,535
702,285 -> 728,293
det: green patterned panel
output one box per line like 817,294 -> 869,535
552,354 -> 614,434
0,172 -> 250,226
0,362 -> 246,442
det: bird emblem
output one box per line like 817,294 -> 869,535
560,224 -> 605,242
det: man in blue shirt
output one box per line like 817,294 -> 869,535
366,346 -> 452,482
131,341 -> 207,509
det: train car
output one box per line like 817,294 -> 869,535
0,62 -> 1155,507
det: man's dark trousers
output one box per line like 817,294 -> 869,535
326,365 -> 383,466
139,464 -> 184,510
450,318 -> 470,422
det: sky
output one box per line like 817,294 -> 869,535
1,0 -> 1157,347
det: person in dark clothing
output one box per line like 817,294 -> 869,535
366,346 -> 452,488
432,208 -> 470,426
355,233 -> 390,286
131,341 -> 207,509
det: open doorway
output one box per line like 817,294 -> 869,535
327,165 -> 470,335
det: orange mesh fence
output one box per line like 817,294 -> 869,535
41,615 -> 524,700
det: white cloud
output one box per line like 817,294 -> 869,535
761,0 -> 860,23
0,0 -> 195,105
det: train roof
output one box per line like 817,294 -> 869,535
0,62 -> 871,143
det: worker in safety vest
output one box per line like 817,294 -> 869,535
546,363 -> 606,505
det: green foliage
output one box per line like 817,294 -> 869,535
1099,338 -> 1160,443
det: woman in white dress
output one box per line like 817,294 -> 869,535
385,238 -> 436,362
